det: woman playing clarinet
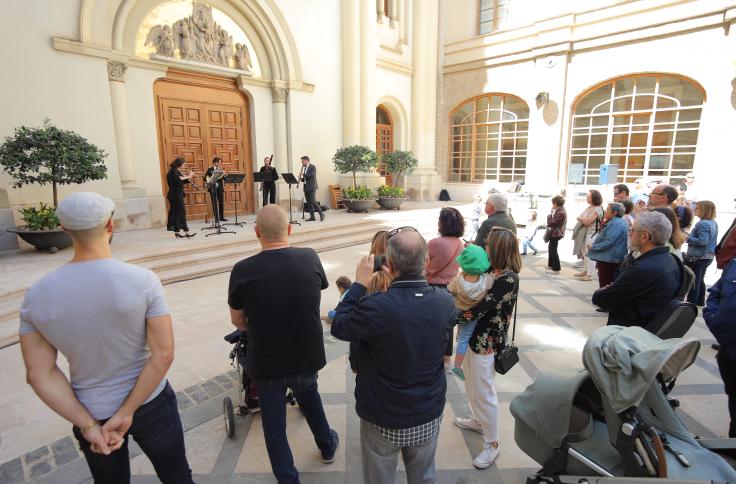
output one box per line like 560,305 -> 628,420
166,157 -> 198,238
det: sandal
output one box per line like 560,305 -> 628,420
578,275 -> 593,281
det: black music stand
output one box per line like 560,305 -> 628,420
202,177 -> 236,237
282,173 -> 301,226
223,173 -> 245,228
253,172 -> 266,208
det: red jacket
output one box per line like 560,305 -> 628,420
716,217 -> 736,269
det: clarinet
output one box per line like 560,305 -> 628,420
297,165 -> 305,189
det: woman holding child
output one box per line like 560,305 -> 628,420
454,227 -> 520,469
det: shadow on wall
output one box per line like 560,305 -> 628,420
731,78 -> 736,111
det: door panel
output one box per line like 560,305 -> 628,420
156,79 -> 252,220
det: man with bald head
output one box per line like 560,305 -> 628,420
648,183 -> 678,209
332,227 -> 456,483
228,204 -> 338,483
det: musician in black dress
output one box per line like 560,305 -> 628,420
166,157 -> 198,238
259,156 -> 279,206
205,157 -> 227,221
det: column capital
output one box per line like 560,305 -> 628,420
271,87 -> 289,103
107,60 -> 128,82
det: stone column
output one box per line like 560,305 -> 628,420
271,86 -> 289,205
342,0 -> 360,146
408,0 -> 441,200
360,0 -> 377,148
107,61 -> 143,197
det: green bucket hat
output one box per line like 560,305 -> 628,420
456,244 -> 490,275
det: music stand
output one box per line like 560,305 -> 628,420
202,176 -> 236,237
282,173 -> 301,226
222,173 -> 245,228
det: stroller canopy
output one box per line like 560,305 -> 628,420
582,325 -> 700,414
510,368 -> 592,449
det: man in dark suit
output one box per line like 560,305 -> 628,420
300,155 -> 324,221
592,210 -> 683,327
204,157 -> 227,221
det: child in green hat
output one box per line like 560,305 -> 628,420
447,244 -> 496,380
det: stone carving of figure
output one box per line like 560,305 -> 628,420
234,43 -> 253,71
172,19 -> 193,59
191,2 -> 217,63
217,30 -> 233,67
145,24 -> 174,57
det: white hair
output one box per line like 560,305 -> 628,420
635,211 -> 672,246
486,193 -> 508,212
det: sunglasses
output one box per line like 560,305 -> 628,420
387,226 -> 418,239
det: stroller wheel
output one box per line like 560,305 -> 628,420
223,397 -> 236,439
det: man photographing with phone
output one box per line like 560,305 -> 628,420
331,226 -> 456,483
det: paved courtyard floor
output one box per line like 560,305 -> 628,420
0,201 -> 729,483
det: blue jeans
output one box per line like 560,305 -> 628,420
72,382 -> 193,484
521,237 -> 538,254
685,257 -> 713,306
455,320 -> 477,356
254,371 -> 336,483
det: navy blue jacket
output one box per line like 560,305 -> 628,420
331,275 -> 456,429
592,246 -> 683,327
588,216 -> 629,263
704,258 -> 736,359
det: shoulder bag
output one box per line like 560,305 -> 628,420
494,296 -> 519,375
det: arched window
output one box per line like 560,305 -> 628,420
376,105 -> 393,179
569,74 -> 704,184
449,94 -> 529,182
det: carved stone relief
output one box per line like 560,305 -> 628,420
271,87 -> 289,103
145,1 -> 252,72
107,60 -> 128,82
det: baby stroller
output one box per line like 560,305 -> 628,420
511,325 -> 736,483
222,329 -> 296,439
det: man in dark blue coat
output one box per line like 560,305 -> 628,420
592,211 -> 683,327
299,155 -> 324,221
331,227 -> 456,484
704,257 -> 736,437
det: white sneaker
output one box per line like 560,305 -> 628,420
454,416 -> 483,434
473,442 -> 500,469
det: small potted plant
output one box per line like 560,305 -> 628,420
332,145 -> 378,213
376,150 -> 416,210
0,119 -> 108,252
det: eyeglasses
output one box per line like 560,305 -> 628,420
387,226 -> 418,239
650,191 -> 665,196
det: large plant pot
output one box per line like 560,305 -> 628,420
377,197 -> 407,210
8,227 -> 73,253
344,199 -> 376,213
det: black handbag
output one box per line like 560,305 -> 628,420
494,298 -> 519,375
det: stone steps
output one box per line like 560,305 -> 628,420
0,219 -> 385,349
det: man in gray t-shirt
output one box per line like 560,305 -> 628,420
19,192 -> 193,483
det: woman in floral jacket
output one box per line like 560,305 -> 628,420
454,227 -> 520,469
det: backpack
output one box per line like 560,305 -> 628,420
439,189 -> 451,201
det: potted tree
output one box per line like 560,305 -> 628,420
376,150 -> 417,210
332,145 -> 378,213
0,120 -> 108,252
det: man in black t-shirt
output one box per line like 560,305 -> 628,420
227,204 -> 338,483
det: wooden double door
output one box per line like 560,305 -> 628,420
155,71 -> 253,220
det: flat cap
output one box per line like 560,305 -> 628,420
56,192 -> 115,230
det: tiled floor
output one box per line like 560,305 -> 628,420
0,204 -> 730,483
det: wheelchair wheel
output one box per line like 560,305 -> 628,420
223,397 -> 235,439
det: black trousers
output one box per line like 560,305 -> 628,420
547,237 -> 561,271
167,192 -> 189,232
304,189 -> 323,218
717,350 -> 736,438
210,187 -> 225,220
262,182 -> 276,206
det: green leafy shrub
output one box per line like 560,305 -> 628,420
19,203 -> 60,230
332,145 -> 378,189
377,184 -> 405,198
381,150 -> 417,187
0,119 -> 108,207
343,185 -> 373,200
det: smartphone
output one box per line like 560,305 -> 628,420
373,254 -> 387,272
